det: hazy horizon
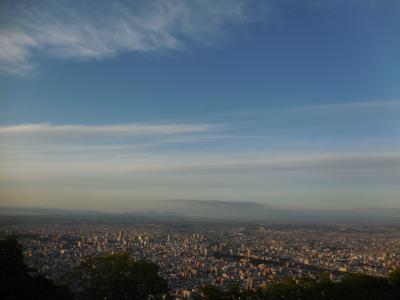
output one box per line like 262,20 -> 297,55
1,0 -> 400,214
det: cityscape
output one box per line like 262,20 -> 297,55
2,215 -> 399,299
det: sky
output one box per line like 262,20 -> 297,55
0,0 -> 399,212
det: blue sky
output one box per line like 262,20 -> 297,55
0,0 -> 399,212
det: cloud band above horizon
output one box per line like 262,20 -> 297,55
0,120 -> 399,211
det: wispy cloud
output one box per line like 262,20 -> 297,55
0,0 -> 258,75
295,100 -> 400,112
0,122 -> 221,137
2,146 -> 399,190
154,152 -> 400,173
1,123 -> 399,209
205,100 -> 400,122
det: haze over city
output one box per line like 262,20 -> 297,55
1,0 -> 399,218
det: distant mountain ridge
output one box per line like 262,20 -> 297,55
0,206 -> 99,216
1,201 -> 400,224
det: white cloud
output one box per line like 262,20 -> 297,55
0,122 -> 221,137
1,123 -> 399,209
295,100 -> 400,112
0,0 -> 256,75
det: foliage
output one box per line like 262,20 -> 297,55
72,252 -> 170,300
0,236 -> 72,300
199,270 -> 400,300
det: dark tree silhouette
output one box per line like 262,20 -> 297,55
199,270 -> 400,300
73,253 -> 171,300
0,236 -> 72,300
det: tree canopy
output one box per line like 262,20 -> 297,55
0,237 -> 72,300
72,253 -> 170,300
198,272 -> 400,300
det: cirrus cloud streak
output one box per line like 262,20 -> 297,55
0,122 -> 222,138
0,0 -> 257,75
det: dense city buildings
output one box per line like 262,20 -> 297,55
1,216 -> 399,299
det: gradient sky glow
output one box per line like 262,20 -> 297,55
0,0 -> 399,212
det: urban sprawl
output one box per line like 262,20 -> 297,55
1,218 -> 399,299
